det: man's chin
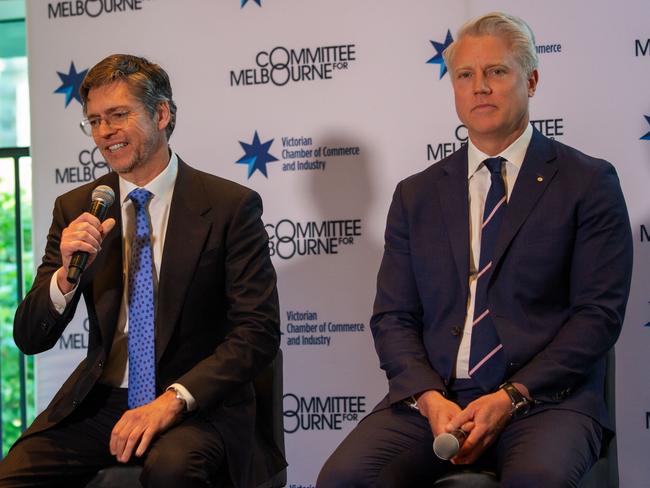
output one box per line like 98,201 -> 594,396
104,157 -> 139,175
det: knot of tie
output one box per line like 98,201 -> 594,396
128,188 -> 153,209
483,157 -> 504,175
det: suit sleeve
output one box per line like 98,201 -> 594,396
509,162 -> 633,401
14,196 -> 83,354
176,190 -> 280,410
370,182 -> 447,405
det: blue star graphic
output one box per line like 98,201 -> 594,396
641,115 -> 650,141
54,61 -> 88,107
241,0 -> 261,7
236,131 -> 278,178
427,29 -> 453,79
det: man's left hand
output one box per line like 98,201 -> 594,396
110,390 -> 185,462
446,389 -> 512,465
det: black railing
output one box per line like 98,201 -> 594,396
0,146 -> 30,458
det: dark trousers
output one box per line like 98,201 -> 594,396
317,401 -> 602,488
0,385 -> 228,488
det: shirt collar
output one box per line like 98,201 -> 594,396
120,150 -> 178,204
467,123 -> 533,178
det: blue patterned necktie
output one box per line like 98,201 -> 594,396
469,157 -> 507,391
127,188 -> 156,408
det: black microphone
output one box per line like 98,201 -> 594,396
66,185 -> 116,285
433,429 -> 467,460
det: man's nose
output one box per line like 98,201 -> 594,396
473,73 -> 491,94
96,118 -> 117,138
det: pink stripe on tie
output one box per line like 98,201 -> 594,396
482,196 -> 507,229
473,308 -> 489,327
477,262 -> 492,281
469,344 -> 504,376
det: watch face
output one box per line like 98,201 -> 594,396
514,399 -> 530,417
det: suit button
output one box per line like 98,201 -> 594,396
451,326 -> 462,336
72,400 -> 79,408
98,361 -> 104,368
40,321 -> 48,330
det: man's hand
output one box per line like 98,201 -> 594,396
446,389 -> 512,464
415,390 -> 467,437
57,212 -> 116,294
110,390 -> 185,463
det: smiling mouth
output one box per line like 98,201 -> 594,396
107,142 -> 127,153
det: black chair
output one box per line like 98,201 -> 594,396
432,349 -> 618,488
85,350 -> 287,488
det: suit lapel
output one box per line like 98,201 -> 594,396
87,173 -> 124,349
155,159 -> 212,361
435,147 -> 470,298
492,129 -> 558,269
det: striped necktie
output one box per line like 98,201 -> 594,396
468,157 -> 507,391
127,188 -> 156,408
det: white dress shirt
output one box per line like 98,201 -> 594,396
50,151 -> 196,409
454,124 -> 533,378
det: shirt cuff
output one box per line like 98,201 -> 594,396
49,268 -> 77,314
168,383 -> 197,412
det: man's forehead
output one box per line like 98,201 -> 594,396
85,81 -> 138,112
453,35 -> 515,66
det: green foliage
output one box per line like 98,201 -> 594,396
0,170 -> 34,457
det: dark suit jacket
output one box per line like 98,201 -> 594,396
13,158 -> 285,487
370,129 -> 632,430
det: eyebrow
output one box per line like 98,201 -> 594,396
453,62 -> 509,73
85,105 -> 131,118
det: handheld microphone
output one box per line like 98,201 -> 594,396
66,185 -> 115,285
433,429 -> 467,460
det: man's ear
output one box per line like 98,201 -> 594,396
156,101 -> 171,132
527,69 -> 539,97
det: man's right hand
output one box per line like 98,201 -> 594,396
56,212 -> 116,294
415,390 -> 468,438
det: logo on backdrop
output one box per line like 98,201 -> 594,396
235,133 -> 361,179
426,119 -> 565,162
58,318 -> 89,350
535,42 -> 562,55
427,29 -> 453,79
283,393 -> 366,433
635,39 -> 650,57
230,44 -> 356,87
284,309 -> 365,347
47,0 -> 145,19
55,147 -> 111,184
235,131 -> 279,178
240,0 -> 261,6
641,115 -> 650,140
265,218 -> 361,260
55,61 -> 88,107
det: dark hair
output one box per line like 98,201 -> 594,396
80,54 -> 177,139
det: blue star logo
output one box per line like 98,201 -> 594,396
54,61 -> 88,107
427,29 -> 453,79
641,115 -> 650,141
236,131 -> 279,178
241,0 -> 261,7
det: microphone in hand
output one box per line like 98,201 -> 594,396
433,429 -> 467,460
66,185 -> 116,285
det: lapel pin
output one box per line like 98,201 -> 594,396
536,176 -> 544,183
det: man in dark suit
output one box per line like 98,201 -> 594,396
0,54 -> 285,487
318,12 -> 632,487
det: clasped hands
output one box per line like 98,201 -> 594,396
416,388 -> 513,465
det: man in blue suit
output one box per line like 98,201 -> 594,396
318,12 -> 632,487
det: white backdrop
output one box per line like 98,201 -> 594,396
25,0 -> 650,486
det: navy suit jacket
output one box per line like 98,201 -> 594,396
370,129 -> 632,429
13,158 -> 285,487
